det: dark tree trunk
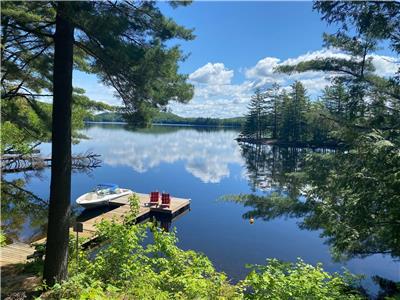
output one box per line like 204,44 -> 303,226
43,2 -> 74,286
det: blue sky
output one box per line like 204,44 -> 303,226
74,1 -> 398,118
160,1 -> 332,79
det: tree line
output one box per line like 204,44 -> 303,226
86,111 -> 245,127
241,82 -> 339,146
242,72 -> 399,147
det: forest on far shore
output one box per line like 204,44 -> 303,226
86,111 -> 245,127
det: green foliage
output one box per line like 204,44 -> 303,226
1,98 -> 52,154
45,221 -> 238,299
123,193 -> 140,224
39,220 -> 365,299
247,1 -> 400,261
300,132 -> 400,259
281,82 -> 309,142
23,258 -> 44,276
2,0 -> 195,136
39,219 -> 365,299
241,82 -> 335,145
313,2 -> 400,56
240,258 -> 364,300
233,1 -> 400,263
0,229 -> 7,246
86,112 -> 125,122
242,88 -> 269,139
275,4 -> 399,144
231,133 -> 400,261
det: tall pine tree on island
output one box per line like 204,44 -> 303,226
289,81 -> 309,142
263,83 -> 282,140
242,88 -> 268,140
2,1 -> 194,285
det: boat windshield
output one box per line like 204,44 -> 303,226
94,184 -> 119,195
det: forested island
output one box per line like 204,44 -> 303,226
239,77 -> 398,148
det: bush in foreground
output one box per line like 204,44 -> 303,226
38,218 -> 365,300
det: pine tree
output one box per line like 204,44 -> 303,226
290,81 -> 309,142
242,89 -> 268,140
2,1 -> 194,285
278,90 -> 292,142
278,82 -> 309,142
263,83 -> 282,139
321,83 -> 347,117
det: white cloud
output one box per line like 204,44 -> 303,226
370,54 -> 399,77
245,57 -> 282,82
189,63 -> 234,85
169,62 -> 255,118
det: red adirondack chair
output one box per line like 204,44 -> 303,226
149,191 -> 159,206
161,193 -> 171,208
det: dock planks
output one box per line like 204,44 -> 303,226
0,243 -> 35,266
1,192 -> 190,267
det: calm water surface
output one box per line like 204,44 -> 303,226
4,123 -> 399,292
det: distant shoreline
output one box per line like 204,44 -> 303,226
85,121 -> 242,128
85,111 -> 245,127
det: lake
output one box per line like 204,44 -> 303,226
3,123 -> 399,293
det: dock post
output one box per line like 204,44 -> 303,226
73,222 -> 83,273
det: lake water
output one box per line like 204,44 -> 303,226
3,123 -> 399,293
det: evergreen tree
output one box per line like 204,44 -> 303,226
242,89 -> 268,140
277,90 -> 292,142
321,82 -> 348,118
263,83 -> 282,139
290,81 -> 309,142
278,82 -> 309,142
2,1 -> 194,285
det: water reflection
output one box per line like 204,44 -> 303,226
233,141 -> 400,262
239,142 -> 307,196
81,125 -> 245,183
1,172 -> 48,243
1,155 -> 100,243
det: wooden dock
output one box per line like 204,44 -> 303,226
1,192 -> 190,267
0,243 -> 36,266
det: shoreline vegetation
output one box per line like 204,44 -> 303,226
86,121 -> 242,129
85,111 -> 245,128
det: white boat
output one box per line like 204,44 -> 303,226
76,184 -> 132,209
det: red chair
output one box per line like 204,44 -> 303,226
161,193 -> 171,208
149,192 -> 159,206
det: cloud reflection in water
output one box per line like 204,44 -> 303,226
81,126 -> 245,183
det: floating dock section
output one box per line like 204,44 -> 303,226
0,192 -> 190,267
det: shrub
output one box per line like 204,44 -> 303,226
239,258 -> 364,300
43,221 -> 238,299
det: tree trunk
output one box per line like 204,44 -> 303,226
43,2 -> 74,286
